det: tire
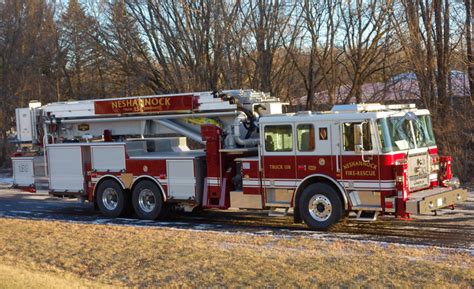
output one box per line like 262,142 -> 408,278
96,179 -> 128,218
299,183 -> 344,231
132,180 -> 165,220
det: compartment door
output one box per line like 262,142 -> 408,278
91,145 -> 126,172
167,160 -> 195,199
48,146 -> 84,192
12,157 -> 35,187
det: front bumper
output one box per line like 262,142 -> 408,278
406,187 -> 468,215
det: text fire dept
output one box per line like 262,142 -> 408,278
343,161 -> 377,177
111,97 -> 171,111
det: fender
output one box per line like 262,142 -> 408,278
131,175 -> 167,202
93,174 -> 126,197
294,174 -> 349,210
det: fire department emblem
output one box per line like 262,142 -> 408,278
143,165 -> 148,172
319,158 -> 325,166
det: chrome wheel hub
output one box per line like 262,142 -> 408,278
138,189 -> 156,213
102,188 -> 119,210
308,194 -> 332,222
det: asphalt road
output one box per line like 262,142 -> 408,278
0,187 -> 473,250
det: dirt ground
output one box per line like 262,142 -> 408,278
0,218 -> 472,288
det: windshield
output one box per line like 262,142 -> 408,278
377,114 -> 436,153
415,115 -> 436,147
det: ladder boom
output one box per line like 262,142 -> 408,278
16,89 -> 286,149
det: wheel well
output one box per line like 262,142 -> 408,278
293,176 -> 348,223
93,176 -> 126,204
130,176 -> 167,202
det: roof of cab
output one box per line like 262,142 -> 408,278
259,103 -> 430,124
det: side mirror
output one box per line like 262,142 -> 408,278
354,123 -> 364,154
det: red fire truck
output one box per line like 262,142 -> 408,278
12,90 -> 467,230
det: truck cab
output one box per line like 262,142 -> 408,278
234,103 -> 466,229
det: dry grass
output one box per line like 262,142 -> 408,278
0,218 -> 472,288
0,263 -> 112,289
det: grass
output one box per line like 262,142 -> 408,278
0,218 -> 472,288
0,263 -> 114,289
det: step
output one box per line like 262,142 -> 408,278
268,207 -> 289,217
355,210 -> 379,221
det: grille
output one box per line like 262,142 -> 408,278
407,152 -> 430,191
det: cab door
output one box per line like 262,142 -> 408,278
295,123 -> 316,180
261,123 -> 297,197
295,122 -> 335,180
339,120 -> 380,191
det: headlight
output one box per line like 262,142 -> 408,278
442,177 -> 460,188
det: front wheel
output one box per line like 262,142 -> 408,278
299,183 -> 344,230
132,180 -> 165,220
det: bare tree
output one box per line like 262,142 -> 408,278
433,0 -> 451,110
0,0 -> 57,162
394,0 -> 437,109
59,0 -> 97,99
241,0 -> 299,95
126,0 -> 238,92
285,0 -> 342,109
464,0 -> 474,106
91,0 -> 155,97
338,0 -> 396,103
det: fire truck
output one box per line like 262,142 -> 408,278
11,89 -> 467,230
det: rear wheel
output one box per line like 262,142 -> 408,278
299,183 -> 344,230
96,179 -> 128,218
132,180 -> 165,220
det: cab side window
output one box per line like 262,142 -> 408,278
297,124 -> 315,152
343,122 -> 373,151
264,125 -> 293,152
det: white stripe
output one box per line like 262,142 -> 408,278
341,180 -> 396,186
342,182 -> 379,188
227,177 -> 399,190
262,178 -> 298,182
341,181 -> 396,189
275,180 -> 298,187
342,179 -> 395,183
258,178 -> 396,183
242,180 -> 259,186
262,180 -> 298,187
207,179 -> 220,185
